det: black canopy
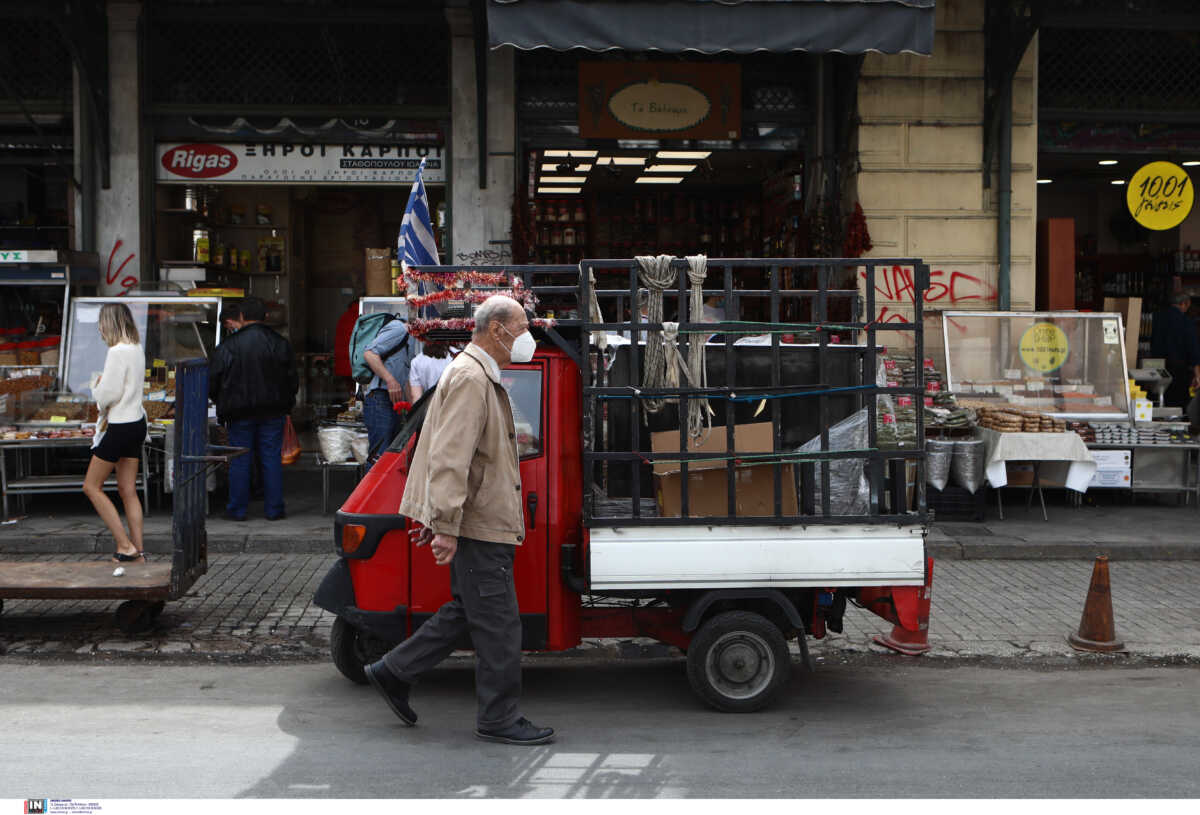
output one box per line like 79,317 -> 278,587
487,0 -> 936,56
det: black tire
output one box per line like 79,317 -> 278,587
686,610 -> 791,713
330,616 -> 370,684
115,600 -> 156,635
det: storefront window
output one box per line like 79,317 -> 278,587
943,311 -> 1131,420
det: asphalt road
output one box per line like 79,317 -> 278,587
3,657 -> 1198,798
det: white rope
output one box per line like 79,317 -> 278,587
584,263 -> 607,352
685,255 -> 713,441
635,254 -> 677,413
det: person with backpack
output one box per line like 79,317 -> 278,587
354,311 -> 416,462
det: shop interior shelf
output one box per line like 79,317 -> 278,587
156,210 -> 287,231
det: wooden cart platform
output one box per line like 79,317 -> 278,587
0,560 -> 171,600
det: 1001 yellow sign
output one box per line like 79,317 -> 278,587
1019,322 -> 1070,373
1126,161 -> 1193,231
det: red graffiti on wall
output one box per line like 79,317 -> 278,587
860,265 -> 997,323
106,240 -> 137,295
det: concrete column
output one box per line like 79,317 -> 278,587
95,1 -> 143,295
446,7 -> 517,265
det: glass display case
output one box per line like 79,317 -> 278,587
63,297 -> 222,398
942,311 -> 1132,421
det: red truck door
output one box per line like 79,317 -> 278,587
407,360 -> 551,649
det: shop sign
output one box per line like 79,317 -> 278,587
1018,322 -> 1070,373
579,62 -> 740,140
156,142 -> 445,185
1126,160 -> 1193,231
0,250 -> 59,264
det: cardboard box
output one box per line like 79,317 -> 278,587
1103,297 -> 1141,367
365,248 -> 392,296
651,423 -> 798,518
1006,462 -> 1035,486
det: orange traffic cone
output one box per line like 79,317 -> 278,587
874,558 -> 933,656
1068,555 -> 1124,652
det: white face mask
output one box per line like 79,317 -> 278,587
501,324 -> 536,363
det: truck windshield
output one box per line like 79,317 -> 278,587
385,367 -> 544,459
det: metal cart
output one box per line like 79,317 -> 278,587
0,360 -> 241,633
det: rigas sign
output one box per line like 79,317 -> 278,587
161,144 -> 238,179
156,142 -> 445,184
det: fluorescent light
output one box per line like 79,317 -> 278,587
538,187 -> 581,194
596,156 -> 646,166
544,149 -> 597,158
657,151 -> 711,159
1183,161 -> 1200,167
1111,179 -> 1126,185
645,164 -> 697,173
635,176 -> 685,184
538,176 -> 589,183
1037,178 -> 1053,184
542,163 -> 592,173
1098,159 -> 1118,166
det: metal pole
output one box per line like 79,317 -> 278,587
997,78 -> 1013,311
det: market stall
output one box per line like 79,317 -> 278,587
941,310 -> 1198,513
1,295 -> 222,519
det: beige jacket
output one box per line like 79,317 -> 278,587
398,343 -> 525,545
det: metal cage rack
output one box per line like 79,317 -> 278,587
407,258 -> 930,528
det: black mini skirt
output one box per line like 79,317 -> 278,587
92,417 -> 147,463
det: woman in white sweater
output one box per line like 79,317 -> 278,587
85,303 -> 148,563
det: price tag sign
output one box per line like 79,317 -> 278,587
1126,161 -> 1194,231
49,415 -> 68,423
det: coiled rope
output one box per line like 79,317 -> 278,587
635,254 -> 677,413
684,255 -> 713,441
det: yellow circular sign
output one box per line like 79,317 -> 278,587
1019,323 -> 1069,373
1126,161 -> 1194,231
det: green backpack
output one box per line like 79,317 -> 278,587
349,312 -> 410,384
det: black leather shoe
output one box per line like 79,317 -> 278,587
265,512 -> 286,521
364,660 -> 417,726
475,717 -> 555,745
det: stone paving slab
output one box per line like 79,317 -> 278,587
2,554 -> 1198,664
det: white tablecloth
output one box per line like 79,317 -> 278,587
979,428 -> 1097,493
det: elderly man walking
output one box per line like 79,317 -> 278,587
364,295 -> 554,746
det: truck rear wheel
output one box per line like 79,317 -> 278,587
687,610 -> 790,713
330,616 -> 371,684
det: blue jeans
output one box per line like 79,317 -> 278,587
363,389 -> 400,463
227,415 -> 286,519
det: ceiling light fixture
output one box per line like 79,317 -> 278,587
1183,160 -> 1200,167
544,149 -> 598,158
538,186 -> 581,194
635,176 -> 685,184
1098,160 -> 1118,166
1037,179 -> 1053,184
657,151 -> 712,159
1111,179 -> 1126,185
645,164 -> 697,173
596,156 -> 646,166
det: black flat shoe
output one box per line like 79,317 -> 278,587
364,660 -> 417,726
475,717 -> 555,746
111,551 -> 145,563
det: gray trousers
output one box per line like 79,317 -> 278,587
382,536 -> 522,730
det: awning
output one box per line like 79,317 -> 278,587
487,0 -> 936,56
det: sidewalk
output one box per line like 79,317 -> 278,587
2,554 -> 1198,662
2,468 -> 1198,559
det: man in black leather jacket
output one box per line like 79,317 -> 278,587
209,297 -> 299,521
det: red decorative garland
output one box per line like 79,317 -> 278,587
403,269 -> 510,287
405,286 -> 538,310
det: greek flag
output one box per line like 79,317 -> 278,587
398,157 -> 440,273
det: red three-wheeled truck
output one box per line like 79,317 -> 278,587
315,258 -> 933,712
